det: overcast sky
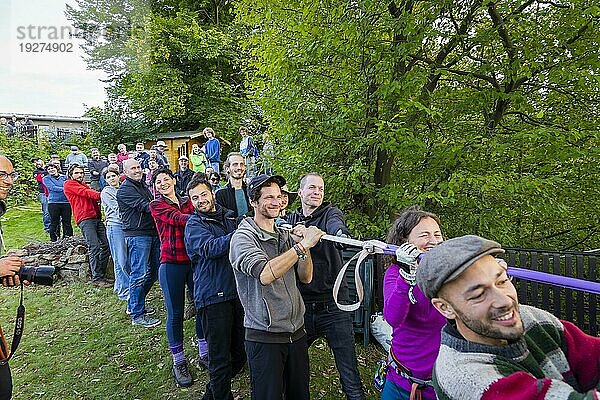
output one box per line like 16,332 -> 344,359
0,0 -> 107,117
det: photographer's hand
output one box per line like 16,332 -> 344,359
0,256 -> 24,287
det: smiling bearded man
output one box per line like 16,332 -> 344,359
416,235 -> 600,400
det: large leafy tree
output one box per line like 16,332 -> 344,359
236,0 -> 600,249
67,0 -> 253,143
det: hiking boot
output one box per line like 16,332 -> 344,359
183,302 -> 196,321
172,362 -> 193,387
131,314 -> 160,328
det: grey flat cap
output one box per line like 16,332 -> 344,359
416,235 -> 505,299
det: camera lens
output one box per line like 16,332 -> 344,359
19,266 -> 56,286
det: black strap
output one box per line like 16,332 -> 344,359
0,284 -> 25,365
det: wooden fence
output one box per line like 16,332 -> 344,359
503,247 -> 598,336
369,247 -> 599,339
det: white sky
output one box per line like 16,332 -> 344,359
0,0 -> 107,117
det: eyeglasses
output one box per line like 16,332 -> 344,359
0,171 -> 19,181
210,178 -> 219,182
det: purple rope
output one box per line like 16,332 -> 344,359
507,267 -> 600,295
380,244 -> 600,295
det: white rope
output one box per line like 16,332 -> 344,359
278,224 -> 384,312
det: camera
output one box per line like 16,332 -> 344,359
18,265 -> 57,286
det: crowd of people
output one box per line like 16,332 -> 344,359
1,122 -> 600,399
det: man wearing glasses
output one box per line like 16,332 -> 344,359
0,155 -> 26,400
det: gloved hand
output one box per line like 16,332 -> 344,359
395,243 -> 422,266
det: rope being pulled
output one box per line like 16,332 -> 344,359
278,225 -> 600,310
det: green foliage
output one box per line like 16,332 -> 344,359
67,0 -> 257,145
237,0 -> 600,250
0,130 -> 50,206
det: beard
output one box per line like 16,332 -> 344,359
454,301 -> 524,343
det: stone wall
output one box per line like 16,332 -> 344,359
7,236 -> 112,283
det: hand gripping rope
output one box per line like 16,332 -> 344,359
279,225 -> 600,311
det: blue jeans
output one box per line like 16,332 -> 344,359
380,379 -> 411,400
210,161 -> 220,173
106,224 -> 130,300
158,262 -> 203,345
125,235 -> 160,318
304,302 -> 365,400
39,193 -> 50,232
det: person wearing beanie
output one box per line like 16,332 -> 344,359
415,235 -> 600,400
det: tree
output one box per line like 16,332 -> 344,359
67,0 -> 255,143
236,0 -> 600,249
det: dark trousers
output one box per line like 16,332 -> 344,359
48,202 -> 73,242
305,302 -> 365,400
245,336 -> 309,400
79,219 -> 110,281
199,299 -> 246,400
0,363 -> 11,400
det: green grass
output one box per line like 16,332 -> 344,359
0,204 -> 384,399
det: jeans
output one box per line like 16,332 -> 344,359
380,379 -> 411,400
158,263 -> 203,345
79,219 -> 110,282
209,161 -> 220,173
125,235 -> 160,318
39,193 -> 50,232
106,224 -> 130,300
199,299 -> 246,400
48,202 -> 73,242
245,336 -> 309,400
305,302 -> 365,400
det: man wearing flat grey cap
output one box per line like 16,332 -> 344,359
415,235 -> 600,400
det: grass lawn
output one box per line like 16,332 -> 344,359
1,204 -> 384,399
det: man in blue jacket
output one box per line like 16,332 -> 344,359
184,174 -> 245,400
116,159 -> 160,328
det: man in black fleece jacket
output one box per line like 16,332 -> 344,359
116,159 -> 160,328
285,173 -> 365,400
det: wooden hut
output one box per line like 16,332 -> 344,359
145,130 -> 206,170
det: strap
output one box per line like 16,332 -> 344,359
332,239 -> 386,311
409,382 -> 423,400
333,249 -> 366,311
0,284 -> 26,365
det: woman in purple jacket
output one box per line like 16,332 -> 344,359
382,206 -> 445,400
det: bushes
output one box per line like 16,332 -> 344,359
0,129 -> 50,206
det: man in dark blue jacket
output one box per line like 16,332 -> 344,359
117,159 -> 160,328
286,172 -> 365,400
184,175 -> 245,400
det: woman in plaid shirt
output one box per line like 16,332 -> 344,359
149,168 -> 206,388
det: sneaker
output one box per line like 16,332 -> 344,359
131,314 -> 160,328
172,362 -> 193,387
144,307 -> 156,316
126,307 -> 156,316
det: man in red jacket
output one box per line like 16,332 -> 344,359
64,164 -> 111,287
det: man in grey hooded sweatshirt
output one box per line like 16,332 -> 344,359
229,174 -> 324,400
